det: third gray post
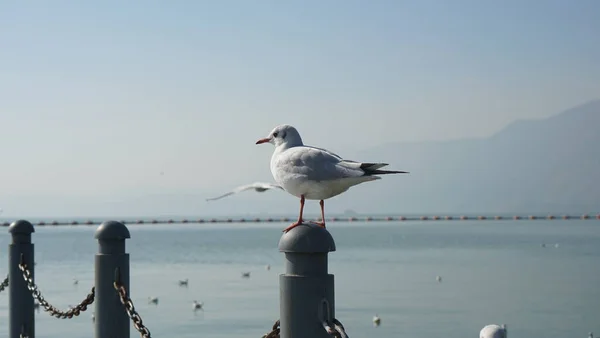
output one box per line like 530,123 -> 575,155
278,223 -> 337,338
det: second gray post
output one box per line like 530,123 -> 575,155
278,223 -> 337,338
94,221 -> 131,338
8,220 -> 36,338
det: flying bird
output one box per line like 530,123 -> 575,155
206,182 -> 284,201
256,124 -> 408,232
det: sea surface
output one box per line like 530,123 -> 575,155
0,219 -> 599,338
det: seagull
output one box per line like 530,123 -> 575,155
206,182 -> 284,201
178,279 -> 189,287
241,272 -> 251,278
265,264 -> 271,271
193,300 -> 204,311
148,297 -> 159,305
436,275 -> 442,283
373,314 -> 381,327
73,278 -> 79,285
479,324 -> 507,338
256,124 -> 409,232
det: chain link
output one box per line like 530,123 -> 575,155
0,275 -> 8,293
262,319 -> 280,338
18,263 -> 95,319
114,281 -> 152,338
332,319 -> 349,338
20,324 -> 29,338
322,318 -> 349,338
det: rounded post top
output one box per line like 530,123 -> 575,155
94,221 -> 131,240
8,220 -> 35,234
278,222 -> 336,253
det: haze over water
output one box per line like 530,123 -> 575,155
0,219 -> 598,338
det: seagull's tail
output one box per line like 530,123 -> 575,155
360,163 -> 409,176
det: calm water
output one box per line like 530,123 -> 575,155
0,220 -> 599,338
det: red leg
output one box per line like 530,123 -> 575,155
283,195 -> 305,232
315,200 -> 326,228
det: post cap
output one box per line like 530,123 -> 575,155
278,222 -> 336,253
94,221 -> 131,240
8,220 -> 35,234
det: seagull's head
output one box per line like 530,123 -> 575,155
256,124 -> 303,148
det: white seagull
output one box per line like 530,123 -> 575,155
206,182 -> 284,201
479,324 -> 507,338
192,300 -> 204,311
256,124 -> 408,232
373,314 -> 381,327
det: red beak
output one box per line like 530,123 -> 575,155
256,138 -> 270,144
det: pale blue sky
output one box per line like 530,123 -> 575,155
0,1 -> 599,217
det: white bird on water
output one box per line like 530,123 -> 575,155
206,182 -> 283,201
256,124 -> 409,232
178,279 -> 189,287
192,300 -> 204,311
480,324 -> 507,338
148,297 -> 159,305
373,314 -> 381,327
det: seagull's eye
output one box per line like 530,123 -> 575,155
273,132 -> 278,137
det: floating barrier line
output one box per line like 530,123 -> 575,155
1,213 -> 598,227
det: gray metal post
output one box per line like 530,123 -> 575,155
94,221 -> 131,338
8,220 -> 36,338
278,223 -> 337,338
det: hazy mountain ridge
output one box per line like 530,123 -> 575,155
345,99 -> 600,214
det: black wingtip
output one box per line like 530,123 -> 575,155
368,169 -> 409,175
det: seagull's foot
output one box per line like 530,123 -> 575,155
315,221 -> 326,229
283,220 -> 303,233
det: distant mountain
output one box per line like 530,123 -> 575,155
342,99 -> 600,215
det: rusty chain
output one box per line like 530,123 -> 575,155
322,318 -> 349,338
0,275 -> 8,293
114,281 -> 152,338
18,262 -> 95,319
262,319 -> 280,338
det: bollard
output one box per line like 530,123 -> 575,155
94,221 -> 131,338
278,223 -> 337,338
8,220 -> 36,338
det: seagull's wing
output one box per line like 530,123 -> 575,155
232,182 -> 282,192
205,191 -> 236,201
206,182 -> 283,201
255,182 -> 284,190
277,146 -> 408,182
277,146 -> 364,182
